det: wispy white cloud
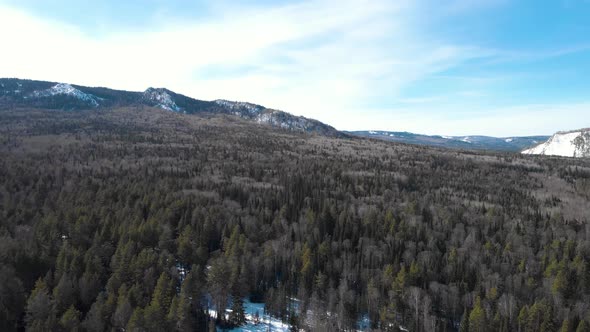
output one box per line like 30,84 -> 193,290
0,1 -> 482,115
0,0 -> 587,136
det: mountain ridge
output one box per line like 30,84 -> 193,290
1,78 -> 561,151
348,130 -> 550,152
0,78 -> 342,137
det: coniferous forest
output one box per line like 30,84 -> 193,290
1,107 -> 590,332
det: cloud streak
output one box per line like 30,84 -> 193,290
0,0 -> 587,136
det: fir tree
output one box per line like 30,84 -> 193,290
25,278 -> 57,332
228,296 -> 247,327
59,305 -> 81,331
469,297 -> 486,332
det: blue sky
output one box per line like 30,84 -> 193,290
0,0 -> 589,136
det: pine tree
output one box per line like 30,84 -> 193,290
459,310 -> 469,332
526,300 -> 554,332
228,296 -> 247,327
144,272 -> 174,331
175,293 -> 196,331
126,307 -> 145,332
59,305 -> 81,331
53,272 -> 77,315
300,243 -> 313,288
113,285 -> 133,329
81,292 -> 107,332
167,295 -> 180,328
393,266 -> 407,296
518,305 -> 529,332
208,258 -> 230,323
469,297 -> 486,332
177,225 -> 195,264
408,261 -> 420,286
179,266 -> 202,326
25,278 -> 57,331
379,302 -> 398,331
552,267 -> 568,297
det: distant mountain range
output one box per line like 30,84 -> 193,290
2,78 -> 573,154
348,130 -> 550,152
0,78 -> 341,137
522,129 -> 590,158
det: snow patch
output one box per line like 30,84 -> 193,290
208,299 -> 291,332
143,88 -> 181,112
505,138 -> 513,143
215,99 -> 264,115
216,100 -> 327,133
522,130 -> 588,157
30,83 -> 101,107
175,263 -> 187,284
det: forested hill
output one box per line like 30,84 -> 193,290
0,78 -> 341,137
349,130 -> 550,152
1,107 -> 590,331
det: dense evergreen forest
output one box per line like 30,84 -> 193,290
1,107 -> 590,331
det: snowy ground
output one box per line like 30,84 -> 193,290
209,299 -> 292,332
357,315 -> 370,330
522,131 -> 581,157
208,298 -> 392,331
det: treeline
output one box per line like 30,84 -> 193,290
1,108 -> 590,331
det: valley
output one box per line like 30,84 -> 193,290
1,107 -> 589,331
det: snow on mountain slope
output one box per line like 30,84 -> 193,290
142,88 -> 181,112
215,99 -> 264,116
30,83 -> 101,106
213,99 -> 341,136
522,129 -> 590,157
1,78 -> 342,137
